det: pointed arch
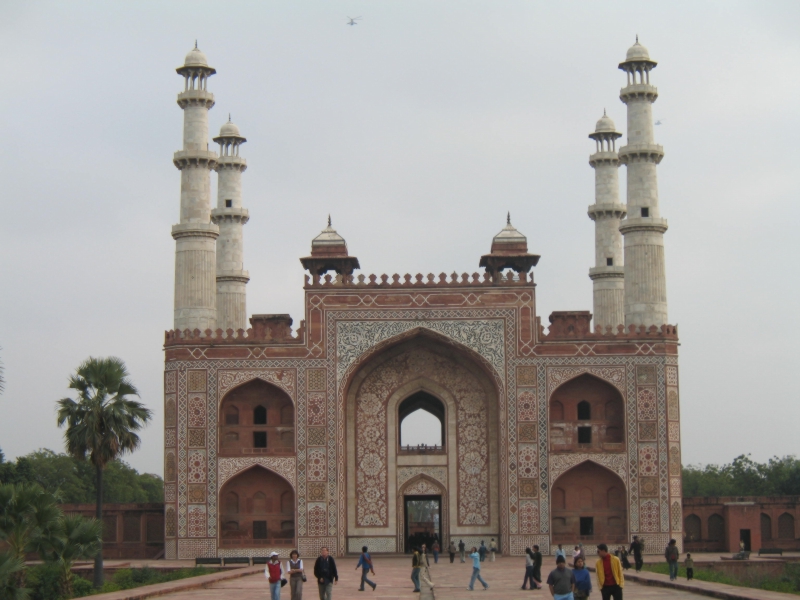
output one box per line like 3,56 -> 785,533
219,379 -> 294,457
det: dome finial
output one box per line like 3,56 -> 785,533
603,108 -> 607,117
228,113 -> 232,123
328,214 -> 332,227
635,34 -> 639,44
507,211 -> 511,225
195,39 -> 198,49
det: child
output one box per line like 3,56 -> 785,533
684,553 -> 694,580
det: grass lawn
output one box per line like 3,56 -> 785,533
641,562 -> 800,595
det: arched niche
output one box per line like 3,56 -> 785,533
218,379 -> 294,456
218,466 -> 295,547
685,514 -> 701,541
549,374 -> 625,452
398,391 -> 446,449
345,334 -> 500,542
551,461 -> 627,545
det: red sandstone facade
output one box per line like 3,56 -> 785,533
163,229 -> 683,558
62,503 -> 164,559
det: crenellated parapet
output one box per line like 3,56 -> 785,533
304,269 -> 534,289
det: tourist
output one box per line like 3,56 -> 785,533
355,545 -> 377,592
555,544 -> 567,564
459,539 -> 466,563
664,538 -> 679,581
411,547 -> 422,593
479,540 -> 487,562
287,550 -> 306,600
546,554 -> 575,600
467,546 -> 490,591
532,544 -> 544,589
420,543 -> 430,567
595,544 -> 624,600
619,547 -> 631,570
432,540 -> 440,563
628,536 -> 643,572
522,547 -> 535,590
573,556 -> 592,599
448,540 -> 457,563
489,538 -> 497,562
313,547 -> 338,600
419,544 -> 435,590
265,552 -> 285,600
573,545 -> 583,566
684,553 -> 694,581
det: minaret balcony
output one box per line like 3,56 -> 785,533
216,155 -> 247,170
619,217 -> 668,235
173,149 -> 218,169
587,203 -> 627,221
588,151 -> 619,167
211,207 -> 250,224
177,89 -> 215,108
619,83 -> 658,102
618,144 -> 664,164
589,266 -> 625,280
171,222 -> 219,240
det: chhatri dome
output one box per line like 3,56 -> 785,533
625,36 -> 651,62
216,115 -> 245,140
311,216 -> 347,251
491,212 -> 528,249
595,110 -> 617,133
184,43 -> 210,67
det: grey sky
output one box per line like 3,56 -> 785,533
1,1 -> 798,475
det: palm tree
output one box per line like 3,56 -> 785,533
44,515 -> 102,598
0,482 -> 62,590
0,550 -> 28,600
56,357 -> 152,588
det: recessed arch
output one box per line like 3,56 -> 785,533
549,373 -> 625,452
398,391 -> 446,448
685,514 -> 701,541
778,513 -> 795,539
218,465 -> 295,548
760,513 -> 772,541
219,379 -> 294,456
708,514 -> 724,541
551,461 -> 627,545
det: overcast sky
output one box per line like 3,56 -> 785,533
1,1 -> 798,476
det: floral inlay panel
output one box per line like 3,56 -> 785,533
355,346 -> 490,527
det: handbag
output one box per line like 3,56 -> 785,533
301,573 -> 307,582
280,578 -> 288,587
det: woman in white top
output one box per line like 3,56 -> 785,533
286,549 -> 305,600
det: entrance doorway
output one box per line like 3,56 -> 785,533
404,495 -> 441,553
740,529 -> 751,551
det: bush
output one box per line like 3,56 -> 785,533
70,577 -> 93,598
27,563 -> 62,600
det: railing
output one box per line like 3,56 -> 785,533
398,444 -> 446,455
219,537 -> 294,547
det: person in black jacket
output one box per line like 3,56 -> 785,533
629,536 -> 644,572
313,547 -> 338,600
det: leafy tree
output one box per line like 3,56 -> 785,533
0,483 -> 62,590
683,454 -> 800,497
42,515 -> 102,598
56,357 -> 152,588
0,550 -> 28,600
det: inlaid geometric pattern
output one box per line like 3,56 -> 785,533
188,394 -> 206,428
517,390 -> 537,421
518,500 -> 539,534
298,537 -> 338,558
306,369 -> 326,391
640,477 -> 659,497
671,500 -> 682,530
670,477 -> 681,497
165,428 -> 176,447
667,389 -> 679,421
347,537 -> 397,553
397,467 -> 448,489
308,482 -> 326,502
668,444 -> 681,476
165,370 -> 177,394
188,484 -> 206,503
217,457 -> 297,489
519,423 -> 537,442
188,449 -> 206,484
307,427 -> 326,446
668,422 -> 680,442
550,453 -> 628,485
637,387 -> 657,421
188,429 -> 206,447
166,506 -> 177,537
519,478 -> 538,498
666,366 -> 678,386
178,539 -> 215,559
640,499 -> 660,532
638,422 -> 657,441
307,392 -> 325,426
217,369 -> 295,399
307,448 -> 326,481
165,451 -> 176,482
636,365 -> 657,385
638,444 -> 657,477
517,366 -> 537,387
517,444 -> 538,478
165,396 -> 176,427
307,503 -> 327,536
187,370 -> 207,392
509,535 -> 551,555
165,484 -> 176,502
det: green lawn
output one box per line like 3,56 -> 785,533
641,562 -> 800,595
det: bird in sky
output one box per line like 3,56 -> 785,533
655,119 -> 665,125
347,16 -> 362,25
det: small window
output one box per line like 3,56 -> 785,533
580,517 -> 594,536
641,207 -> 649,217
254,405 -> 267,425
253,431 -> 267,448
578,426 -> 592,444
606,257 -> 613,266
252,520 -> 268,539
577,401 -> 591,420
225,199 -> 232,208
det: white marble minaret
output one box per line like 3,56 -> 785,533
618,38 -> 668,327
173,44 -> 219,331
211,117 -> 249,332
588,111 -> 626,330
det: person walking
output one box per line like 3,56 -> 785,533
355,545 -> 377,592
489,538 -> 497,562
265,552 -> 285,600
287,550 -> 306,600
448,540 -> 457,563
479,540 -> 487,562
313,547 -> 338,600
555,544 -> 567,564
459,539 -> 466,563
522,547 -> 535,590
595,544 -> 624,600
411,547 -> 422,593
684,553 -> 694,581
628,536 -> 643,572
532,544 -> 544,589
467,546 -> 490,591
664,539 -> 679,581
432,540 -> 440,564
419,543 -> 435,590
619,547 -> 631,570
573,557 -> 592,599
546,554 -> 575,600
